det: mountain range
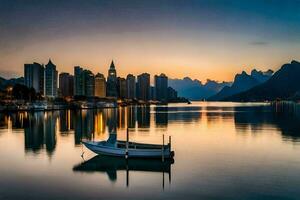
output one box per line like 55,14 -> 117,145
224,60 -> 300,101
0,77 -> 24,90
208,69 -> 273,101
168,77 -> 231,100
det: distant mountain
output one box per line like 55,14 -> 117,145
0,76 -> 24,90
225,60 -> 300,101
168,77 -> 231,100
251,69 -> 274,83
208,69 -> 273,101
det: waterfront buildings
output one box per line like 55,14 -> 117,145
21,59 -> 180,103
45,60 -> 58,98
83,70 -> 95,97
137,73 -> 150,101
106,61 -> 118,98
150,86 -> 156,100
74,66 -> 84,96
155,73 -> 168,102
59,73 -> 74,97
74,67 -> 95,97
95,73 -> 106,98
117,77 -> 127,99
24,62 -> 44,94
126,74 -> 136,99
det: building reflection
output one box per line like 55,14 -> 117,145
44,112 -> 57,155
24,112 -> 57,155
59,110 -> 73,133
155,106 -> 168,127
127,106 -> 136,128
73,110 -> 95,144
24,112 -> 44,153
118,107 -> 126,129
94,110 -> 106,137
1,103 -> 300,156
137,106 -> 150,128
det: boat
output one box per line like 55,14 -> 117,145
82,129 -> 174,159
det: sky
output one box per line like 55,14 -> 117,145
0,0 -> 300,82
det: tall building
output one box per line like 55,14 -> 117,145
117,77 -> 127,99
106,60 -> 118,97
24,62 -> 44,94
45,59 -> 58,98
126,74 -> 136,99
137,73 -> 150,101
74,67 -> 95,97
150,86 -> 156,100
155,73 -> 168,101
74,66 -> 84,96
59,72 -> 74,97
83,70 -> 95,97
95,73 -> 106,98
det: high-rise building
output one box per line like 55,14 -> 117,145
74,66 -> 84,96
117,77 -> 127,99
45,59 -> 58,97
59,72 -> 74,97
95,73 -> 106,98
24,62 -> 44,94
83,70 -> 95,97
126,74 -> 136,99
150,86 -> 156,100
137,73 -> 150,101
155,73 -> 168,101
106,60 -> 118,97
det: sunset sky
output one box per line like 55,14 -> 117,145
0,0 -> 300,82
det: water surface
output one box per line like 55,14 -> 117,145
0,102 -> 300,200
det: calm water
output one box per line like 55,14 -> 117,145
0,102 -> 300,200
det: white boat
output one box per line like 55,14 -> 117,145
82,130 -> 174,159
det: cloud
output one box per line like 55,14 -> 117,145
249,41 -> 269,46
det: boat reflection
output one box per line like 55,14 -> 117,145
73,155 -> 174,187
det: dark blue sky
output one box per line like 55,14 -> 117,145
0,0 -> 300,81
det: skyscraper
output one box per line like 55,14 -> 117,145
150,86 -> 156,100
59,72 -> 74,97
83,70 -> 95,97
45,59 -> 58,98
74,66 -> 84,96
95,73 -> 106,98
155,73 -> 168,101
74,66 -> 95,97
24,62 -> 44,94
126,74 -> 136,99
117,77 -> 127,99
106,60 -> 118,97
137,73 -> 150,101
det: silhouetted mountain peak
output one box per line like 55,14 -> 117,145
209,67 -> 272,101
264,69 -> 274,76
168,77 -> 231,100
224,60 -> 300,101
291,60 -> 300,65
183,77 -> 192,81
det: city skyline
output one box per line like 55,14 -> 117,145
22,59 -> 179,103
1,0 -> 300,81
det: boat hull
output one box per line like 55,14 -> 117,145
83,141 -> 174,159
